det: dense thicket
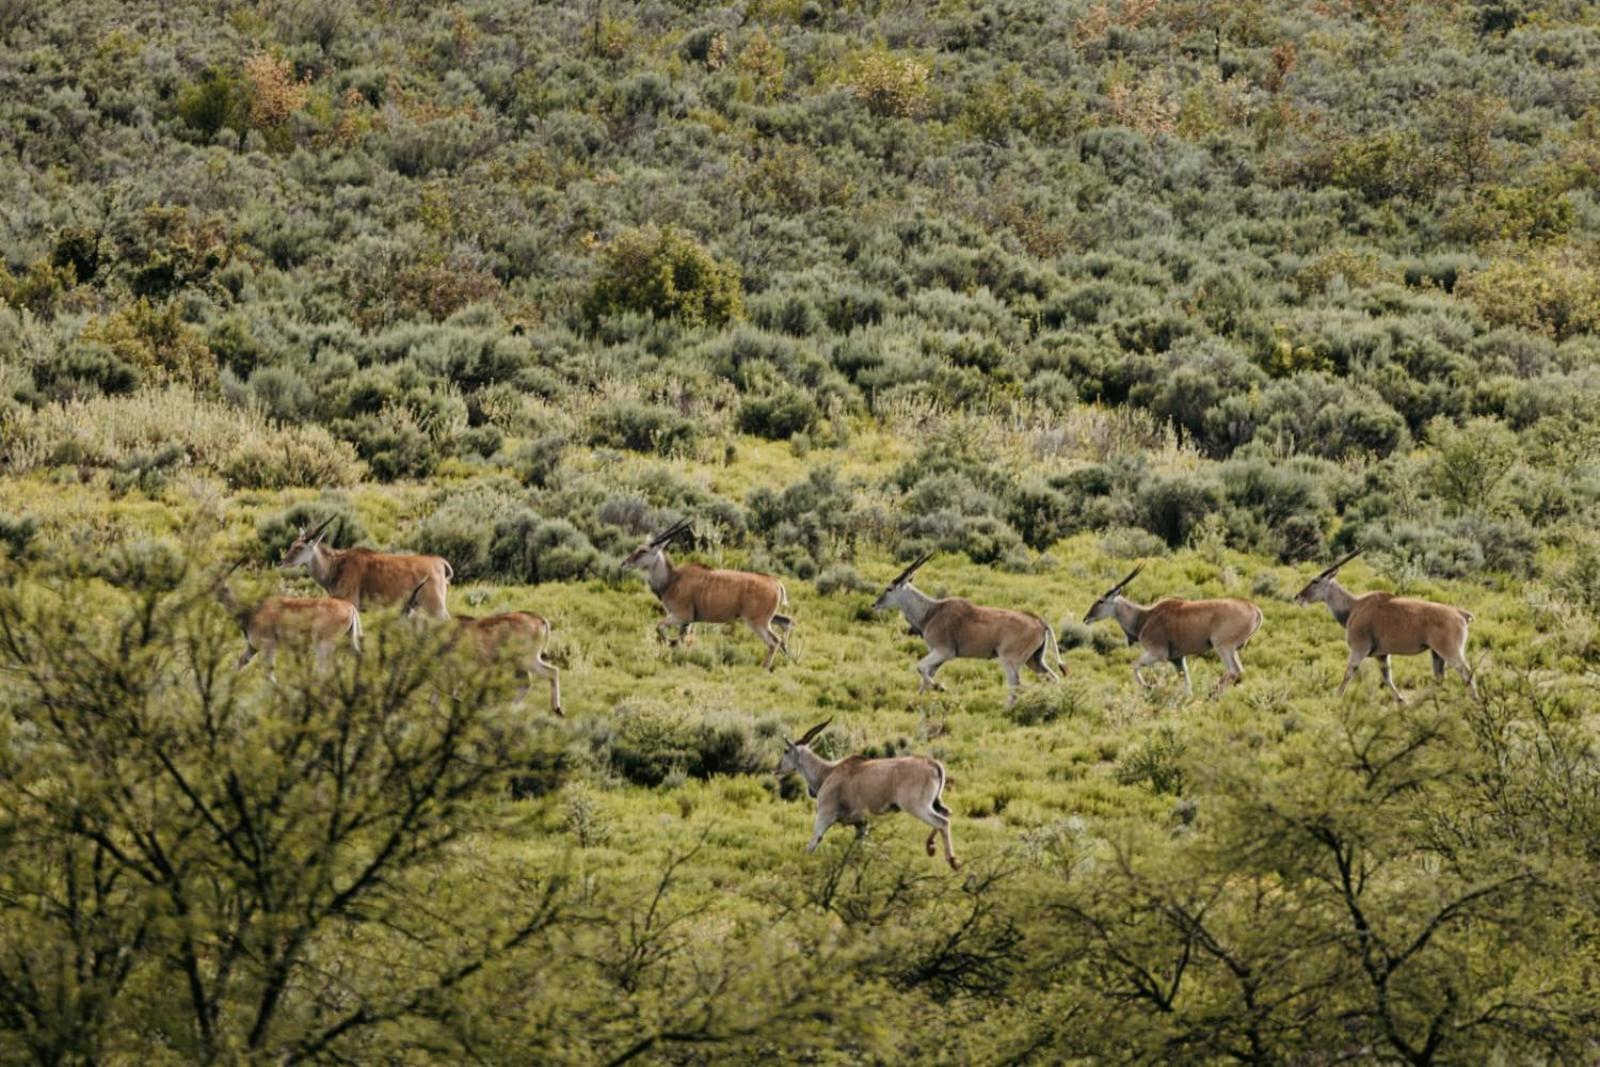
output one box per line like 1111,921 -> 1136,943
1,0 -> 1598,580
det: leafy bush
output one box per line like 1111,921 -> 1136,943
1136,475 -> 1221,548
583,225 -> 744,329
1456,246 -> 1600,341
1115,727 -> 1188,796
738,387 -> 822,440
1006,683 -> 1091,726
588,401 -> 699,456
593,703 -> 773,787
257,501 -> 368,560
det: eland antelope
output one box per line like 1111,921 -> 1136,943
402,578 -> 562,715
620,519 -> 793,669
279,515 -> 454,617
217,579 -> 362,681
872,552 -> 1061,706
1295,551 -> 1477,703
776,718 -> 960,870
1083,564 -> 1263,697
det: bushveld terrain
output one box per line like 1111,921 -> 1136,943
2,0 -> 1599,1062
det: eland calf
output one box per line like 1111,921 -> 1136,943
620,519 -> 793,669
776,719 -> 960,870
403,578 -> 562,715
279,515 -> 454,618
1295,551 -> 1477,703
872,553 -> 1060,706
217,581 -> 362,681
1084,564 -> 1263,697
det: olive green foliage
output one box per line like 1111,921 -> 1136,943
3,0 -> 1600,1059
584,225 -> 744,329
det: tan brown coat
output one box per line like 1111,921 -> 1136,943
777,719 -> 959,870
224,591 -> 362,680
1296,552 -> 1476,702
872,553 -> 1061,706
279,516 -> 453,618
403,581 -> 562,714
622,521 -> 792,669
1085,564 -> 1263,696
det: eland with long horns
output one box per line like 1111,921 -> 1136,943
279,514 -> 454,618
872,552 -> 1061,706
621,519 -> 794,669
1083,563 -> 1264,697
1294,551 -> 1477,703
776,718 -> 960,870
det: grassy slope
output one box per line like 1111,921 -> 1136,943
2,424 -> 1540,893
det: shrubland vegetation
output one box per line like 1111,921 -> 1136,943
2,0 -> 1599,1060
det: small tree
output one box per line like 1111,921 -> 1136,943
0,564 -> 565,1062
583,225 -> 744,328
1427,416 -> 1519,515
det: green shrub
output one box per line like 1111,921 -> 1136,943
489,512 -> 601,584
1115,727 -> 1188,796
588,402 -> 698,456
257,502 -> 367,561
1006,683 -> 1092,726
0,515 -> 39,562
1457,246 -> 1600,341
1136,475 -> 1221,548
593,703 -> 772,787
583,225 -> 743,328
738,388 -> 821,440
176,67 -> 248,142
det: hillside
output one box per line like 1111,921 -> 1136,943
2,0 -> 1599,1062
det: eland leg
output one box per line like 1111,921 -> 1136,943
1446,649 -> 1478,699
1337,647 -> 1368,697
531,658 -> 562,716
1378,655 -> 1406,704
911,803 -> 961,870
1132,649 -> 1165,688
806,809 -> 836,853
656,616 -> 690,647
1210,648 -> 1244,698
1002,659 -> 1022,707
747,618 -> 783,671
916,650 -> 952,693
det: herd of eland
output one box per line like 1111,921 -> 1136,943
216,516 -> 1481,870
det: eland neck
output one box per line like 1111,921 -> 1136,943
891,582 -> 940,631
1111,596 -> 1150,642
644,551 -> 677,597
1322,580 -> 1357,627
303,541 -> 342,589
790,746 -> 838,798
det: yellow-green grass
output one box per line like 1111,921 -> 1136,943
0,450 -> 1567,930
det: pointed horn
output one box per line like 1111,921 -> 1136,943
649,518 -> 693,547
304,513 -> 336,542
893,551 -> 934,587
1105,562 -> 1143,597
403,576 -> 430,614
211,557 -> 246,589
796,717 -> 832,747
1319,550 -> 1362,579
